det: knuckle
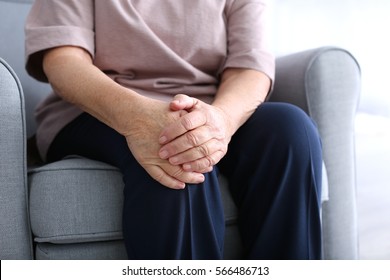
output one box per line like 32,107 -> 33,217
197,144 -> 210,157
185,131 -> 199,146
191,161 -> 204,172
153,170 -> 167,185
181,115 -> 194,130
205,155 -> 215,167
170,167 -> 184,179
194,157 -> 213,172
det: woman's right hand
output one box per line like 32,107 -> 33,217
122,97 -> 206,190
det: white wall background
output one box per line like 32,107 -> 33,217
270,0 -> 390,116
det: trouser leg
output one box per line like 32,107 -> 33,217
219,103 -> 323,259
121,159 -> 224,259
47,113 -> 225,259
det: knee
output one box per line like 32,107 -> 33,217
247,103 -> 322,169
257,103 -> 322,193
257,103 -> 321,148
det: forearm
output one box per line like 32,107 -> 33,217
43,46 -> 205,188
43,46 -> 143,136
212,68 -> 271,137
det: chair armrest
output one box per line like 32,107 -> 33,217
270,47 -> 361,259
0,58 -> 33,259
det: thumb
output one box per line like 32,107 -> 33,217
170,94 -> 197,111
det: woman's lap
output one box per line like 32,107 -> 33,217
47,102 -> 323,259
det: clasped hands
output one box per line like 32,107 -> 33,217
124,94 -> 231,190
159,94 -> 232,189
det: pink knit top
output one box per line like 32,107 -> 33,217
25,0 -> 275,159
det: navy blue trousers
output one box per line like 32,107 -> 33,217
47,102 -> 323,259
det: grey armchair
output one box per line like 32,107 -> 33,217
0,0 -> 360,260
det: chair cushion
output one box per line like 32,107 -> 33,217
29,157 -> 125,244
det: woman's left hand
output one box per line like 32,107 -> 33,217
158,94 -> 232,173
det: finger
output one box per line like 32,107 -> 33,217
159,110 -> 206,144
159,126 -> 212,159
169,94 -> 197,111
182,150 -> 226,173
145,165 -> 186,190
143,158 -> 207,188
167,138 -> 224,165
161,163 -> 205,185
198,166 -> 214,174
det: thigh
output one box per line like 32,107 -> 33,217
47,113 -> 225,259
218,102 -> 323,259
47,113 -> 131,167
219,102 -> 322,205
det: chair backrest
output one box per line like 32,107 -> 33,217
0,0 -> 51,137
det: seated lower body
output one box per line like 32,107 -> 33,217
47,102 -> 323,259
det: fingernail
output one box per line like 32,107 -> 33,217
170,156 -> 179,164
159,150 -> 169,159
159,136 -> 167,144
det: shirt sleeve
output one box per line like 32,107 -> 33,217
25,0 -> 95,82
223,0 -> 275,83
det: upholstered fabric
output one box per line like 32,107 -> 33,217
29,158 -> 124,244
0,58 -> 33,259
35,240 -> 128,260
0,0 -> 51,138
271,47 -> 360,259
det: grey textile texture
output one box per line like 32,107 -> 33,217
35,240 -> 128,260
0,58 -> 33,259
270,47 -> 361,259
0,0 -> 51,138
29,158 -> 124,244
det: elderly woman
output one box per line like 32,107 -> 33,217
25,0 -> 322,259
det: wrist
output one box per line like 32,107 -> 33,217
110,91 -> 150,136
212,104 -> 238,140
